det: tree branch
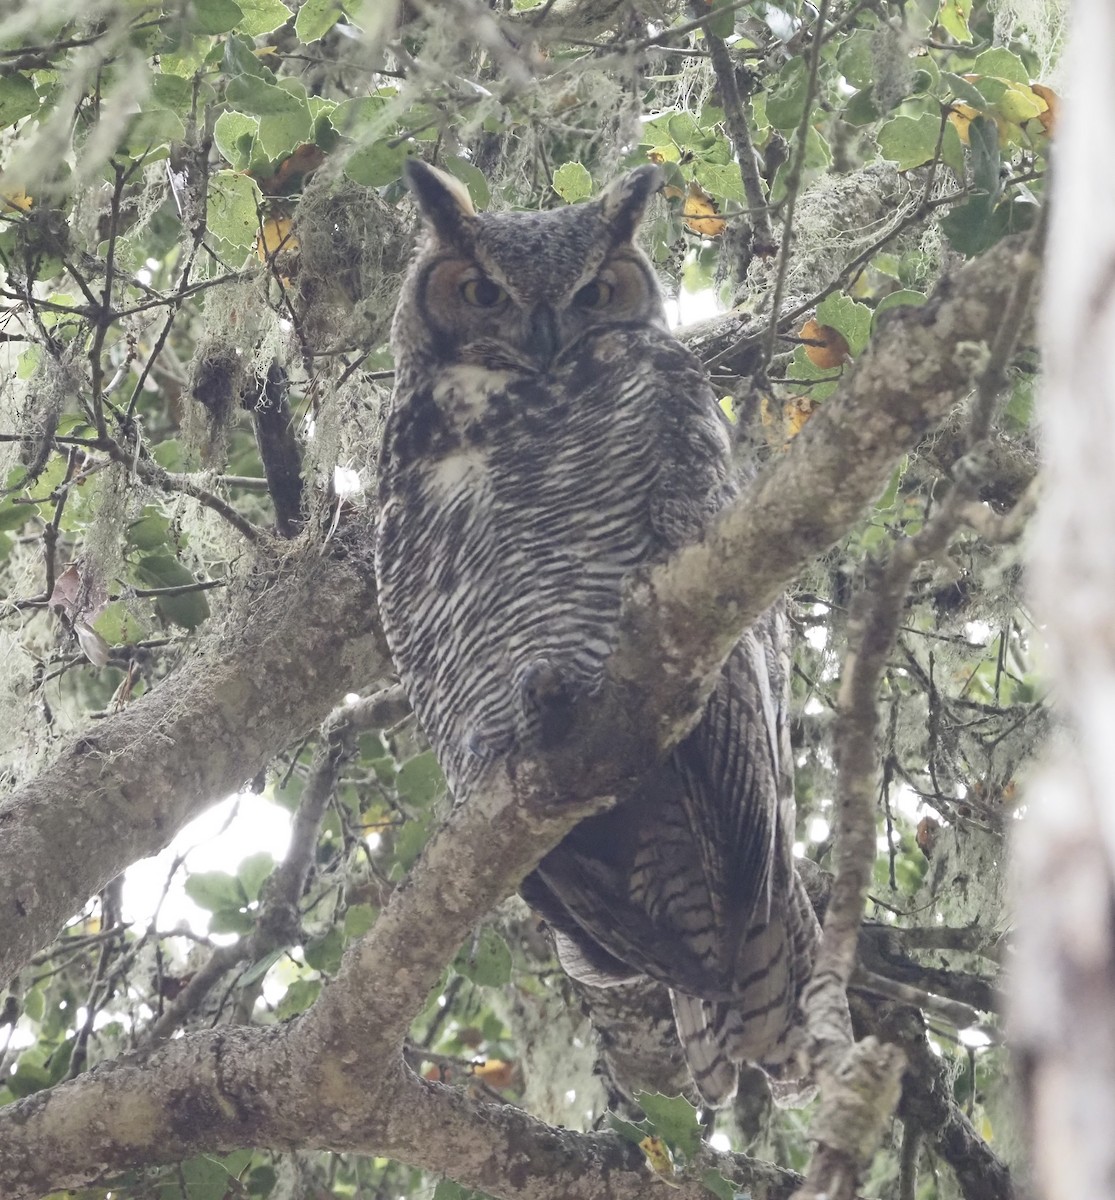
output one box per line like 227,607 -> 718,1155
0,526 -> 390,990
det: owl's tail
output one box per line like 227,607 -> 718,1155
673,873 -> 820,1107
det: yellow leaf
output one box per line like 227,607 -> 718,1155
799,317 -> 850,369
762,394 -> 819,450
682,181 -> 726,238
257,216 -> 298,261
640,1136 -> 679,1183
784,394 -> 818,439
947,102 -> 979,145
472,1058 -> 515,1088
1029,83 -> 1058,134
1,187 -> 32,213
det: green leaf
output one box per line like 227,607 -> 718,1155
304,927 -> 345,974
22,987 -> 44,1022
843,87 -> 879,127
392,809 -> 433,872
876,113 -> 941,170
345,138 -> 410,187
330,96 -> 389,144
433,1182 -> 485,1200
454,927 -> 512,987
766,58 -> 808,131
0,75 -> 39,127
93,601 -> 148,647
875,458 -> 907,513
700,1169 -> 737,1200
295,0 -> 344,41
213,111 -> 261,170
968,114 -> 1001,196
124,108 -> 185,154
207,169 -> 261,249
939,195 -> 995,256
937,0 -> 972,43
1004,372 -> 1035,430
693,160 -> 744,204
127,508 -> 172,551
8,1062 -> 52,1098
607,1113 -> 650,1145
226,74 -> 308,117
941,118 -> 967,176
184,870 -> 247,913
240,947 -> 284,985
837,29 -> 875,90
176,1152 -> 246,1200
942,71 -> 988,109
209,905 -> 254,935
972,47 -> 1030,84
343,903 -> 377,940
443,155 -> 490,207
136,553 -> 213,629
237,0 -> 294,35
0,497 -> 31,532
275,977 -> 321,1019
152,438 -> 187,470
224,33 -> 274,80
635,1092 -> 703,1159
150,73 -> 193,111
874,289 -> 927,321
552,161 -> 593,203
396,751 -> 445,807
237,851 -> 276,901
188,0 -> 244,34
816,292 -> 872,357
704,0 -> 735,39
258,108 -> 313,159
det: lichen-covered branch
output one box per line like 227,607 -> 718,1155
0,528 -> 390,990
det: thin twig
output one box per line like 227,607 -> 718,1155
762,0 -> 832,370
703,29 -> 776,254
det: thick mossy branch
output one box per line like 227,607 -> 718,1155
0,526 -> 390,991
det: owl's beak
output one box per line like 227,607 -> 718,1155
526,303 -> 560,368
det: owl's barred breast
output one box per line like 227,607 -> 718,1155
377,327 -> 731,798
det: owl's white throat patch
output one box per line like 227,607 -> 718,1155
427,450 -> 489,496
432,364 -> 515,423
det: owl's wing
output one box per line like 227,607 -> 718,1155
522,798 -> 739,999
668,608 -> 820,1102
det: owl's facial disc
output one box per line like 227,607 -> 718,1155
418,249 -> 664,368
406,161 -> 668,368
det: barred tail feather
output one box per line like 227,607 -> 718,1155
675,884 -> 821,1107
671,992 -> 740,1106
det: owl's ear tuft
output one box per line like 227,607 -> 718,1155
405,158 -> 477,242
598,164 -> 665,244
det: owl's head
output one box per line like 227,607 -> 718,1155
393,160 -> 667,372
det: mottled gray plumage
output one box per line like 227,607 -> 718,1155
375,159 -> 819,1105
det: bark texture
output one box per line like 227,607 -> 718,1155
0,525 -> 390,990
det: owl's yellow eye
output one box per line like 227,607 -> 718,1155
573,279 -> 614,308
460,277 -> 508,308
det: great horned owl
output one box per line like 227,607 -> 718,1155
376,159 -> 820,1105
